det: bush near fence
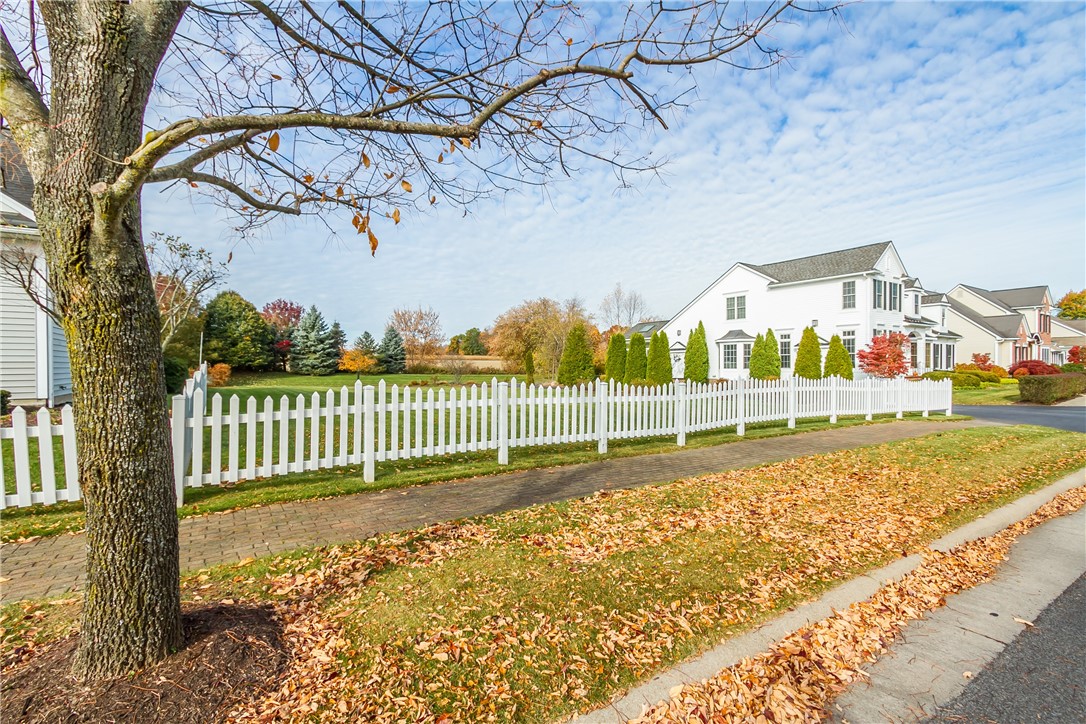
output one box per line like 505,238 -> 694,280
1017,373 -> 1086,404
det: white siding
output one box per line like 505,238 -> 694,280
0,262 -> 39,402
49,317 -> 72,403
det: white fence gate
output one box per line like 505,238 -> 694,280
2,375 -> 951,509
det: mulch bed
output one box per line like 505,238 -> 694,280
1,603 -> 288,723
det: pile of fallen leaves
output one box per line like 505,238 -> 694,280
631,485 -> 1086,723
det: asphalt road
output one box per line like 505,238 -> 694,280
927,573 -> 1086,724
955,403 -> 1086,433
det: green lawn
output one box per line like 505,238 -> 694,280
5,426 -> 1083,723
952,380 -> 1021,405
0,412 -> 967,542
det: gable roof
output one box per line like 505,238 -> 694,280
743,241 -> 893,285
625,320 -> 667,339
956,284 -> 1015,314
0,130 -> 36,229
947,298 -> 1023,339
921,292 -> 948,305
990,286 -> 1049,309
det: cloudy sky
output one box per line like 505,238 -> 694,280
142,1 -> 1086,341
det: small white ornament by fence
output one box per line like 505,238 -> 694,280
1,373 -> 952,509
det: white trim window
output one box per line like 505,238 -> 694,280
873,279 -> 884,309
726,295 -> 746,321
742,343 -> 752,369
842,330 -> 856,364
842,281 -> 856,309
721,344 -> 738,369
779,333 -> 792,369
889,282 -> 901,312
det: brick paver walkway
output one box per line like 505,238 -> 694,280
0,419 -> 983,602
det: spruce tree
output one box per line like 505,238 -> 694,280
647,330 -> 673,385
763,328 -> 782,378
376,325 -> 407,374
329,321 -> 347,354
625,333 -> 647,383
604,333 -> 627,381
749,333 -> 770,379
684,321 -> 709,383
354,331 -> 378,357
292,306 -> 340,375
557,323 -> 596,385
824,334 -> 854,379
794,326 -> 823,379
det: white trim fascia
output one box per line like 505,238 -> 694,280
942,306 -> 1015,341
875,242 -> 909,279
0,224 -> 40,238
663,262 -> 776,326
766,270 -> 874,289
0,189 -> 36,221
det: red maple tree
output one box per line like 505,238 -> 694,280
857,332 -> 910,378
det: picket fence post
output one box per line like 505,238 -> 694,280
675,381 -> 687,447
945,380 -> 953,416
736,378 -> 745,436
787,376 -> 797,429
896,377 -> 904,418
596,379 -> 609,454
363,385 -> 375,482
497,382 -> 510,465
865,378 -> 873,421
830,375 -> 839,424
170,394 -> 186,507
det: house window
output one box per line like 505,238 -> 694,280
946,345 -> 954,368
910,342 -> 918,370
742,343 -> 752,369
1041,315 -> 1050,334
872,279 -> 884,310
933,344 -> 942,370
925,343 -> 932,369
914,295 -> 920,315
842,281 -> 856,309
842,330 -> 856,365
889,282 -> 901,312
722,344 -> 737,369
779,333 -> 792,369
726,295 -> 746,320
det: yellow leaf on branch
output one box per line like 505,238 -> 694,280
268,132 -> 280,153
368,228 -> 379,256
401,180 -> 413,193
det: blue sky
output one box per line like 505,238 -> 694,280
142,2 -> 1086,341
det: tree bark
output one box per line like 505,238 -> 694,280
28,1 -> 187,680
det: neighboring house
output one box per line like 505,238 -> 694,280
660,241 -> 960,380
937,284 -> 1067,367
0,132 -> 73,407
1049,316 -> 1085,360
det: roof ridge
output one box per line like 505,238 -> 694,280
743,240 -> 892,269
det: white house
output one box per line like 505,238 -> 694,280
934,284 -> 1068,367
1,132 -> 72,407
660,241 -> 960,380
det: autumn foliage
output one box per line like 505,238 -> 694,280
1069,346 -> 1084,364
339,349 -> 377,378
207,363 -> 232,387
856,332 -> 910,378
1008,359 -> 1061,376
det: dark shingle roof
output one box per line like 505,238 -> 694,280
958,284 -> 1014,313
921,293 -> 947,304
715,329 -> 755,342
0,130 -> 36,228
991,286 -> 1049,309
625,320 -> 667,339
947,298 -> 1022,338
743,241 -> 893,285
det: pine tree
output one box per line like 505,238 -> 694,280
824,335 -> 854,379
376,325 -> 407,374
683,321 -> 709,383
354,331 -> 378,357
292,306 -> 340,375
794,326 -> 823,379
647,330 -> 673,385
625,333 -> 647,383
604,333 -> 627,381
329,321 -> 347,354
557,323 -> 596,385
763,328 -> 782,378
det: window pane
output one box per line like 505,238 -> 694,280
742,343 -> 751,369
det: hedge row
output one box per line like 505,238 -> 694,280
921,371 -> 982,388
1018,373 -> 1086,404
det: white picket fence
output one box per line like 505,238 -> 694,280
1,375 -> 951,509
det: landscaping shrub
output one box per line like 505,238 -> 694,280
647,331 -> 673,385
163,356 -> 188,394
624,334 -> 647,384
1013,368 -> 1029,378
683,322 -> 709,383
956,364 -> 1003,384
208,363 -> 232,387
605,333 -> 627,382
794,327 -> 822,379
921,371 -> 981,388
823,334 -> 854,379
0,389 -> 9,415
969,353 -> 994,371
1018,373 -> 1086,404
989,365 -> 1009,378
1008,359 -> 1061,376
557,323 -> 596,385
1060,363 -> 1085,374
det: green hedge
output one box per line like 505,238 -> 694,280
1018,373 -> 1086,404
1061,363 -> 1085,374
0,389 -> 9,415
921,371 -> 982,388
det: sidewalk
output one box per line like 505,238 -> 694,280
573,467 -> 1085,723
0,418 -> 981,602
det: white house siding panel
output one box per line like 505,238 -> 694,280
0,267 -> 39,402
942,307 -> 1008,367
948,287 -> 1008,317
49,317 -> 72,403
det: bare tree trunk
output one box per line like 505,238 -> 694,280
28,1 -> 187,680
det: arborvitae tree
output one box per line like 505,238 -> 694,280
794,326 -> 823,379
684,321 -> 709,383
748,332 -> 770,379
291,306 -> 341,375
824,334 -> 854,379
204,291 -> 273,369
625,333 -> 647,383
647,330 -> 673,385
604,333 -> 627,381
376,325 -> 407,374
523,349 -> 536,384
354,331 -> 378,358
329,321 -> 347,354
557,323 -> 596,385
763,328 -> 782,378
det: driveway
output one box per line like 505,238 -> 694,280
955,401 -> 1086,433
